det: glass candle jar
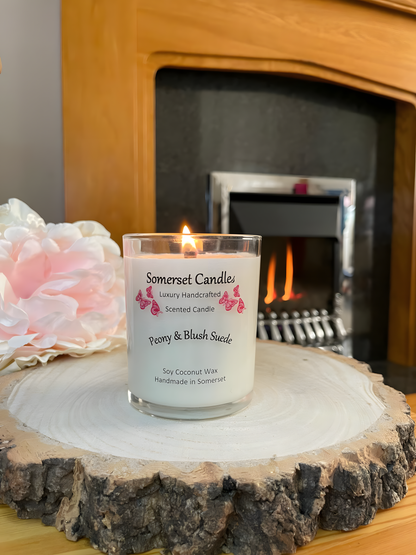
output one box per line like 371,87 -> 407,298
123,233 -> 261,419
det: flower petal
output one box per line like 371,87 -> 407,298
0,198 -> 45,229
4,226 -> 30,245
19,293 -> 78,322
49,237 -> 105,273
79,310 -> 120,336
34,276 -> 81,295
30,334 -> 57,349
17,238 -> 43,262
41,237 -> 60,255
46,223 -> 83,251
0,240 -> 13,256
10,246 -> 50,299
8,333 -> 38,349
0,273 -> 18,304
0,301 -> 29,336
30,312 -> 95,343
93,236 -> 122,270
73,220 -> 111,238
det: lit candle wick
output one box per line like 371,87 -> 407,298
182,225 -> 197,258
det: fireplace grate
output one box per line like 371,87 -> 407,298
257,308 -> 348,355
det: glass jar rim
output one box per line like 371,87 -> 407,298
123,233 -> 262,240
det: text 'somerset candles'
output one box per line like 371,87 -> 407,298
123,230 -> 261,420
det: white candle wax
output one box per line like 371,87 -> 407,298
124,252 -> 260,412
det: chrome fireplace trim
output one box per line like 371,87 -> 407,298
208,172 -> 356,355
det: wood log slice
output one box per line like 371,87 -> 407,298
0,342 -> 415,555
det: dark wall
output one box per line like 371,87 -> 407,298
155,69 -> 396,361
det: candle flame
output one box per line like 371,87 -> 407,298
182,225 -> 196,249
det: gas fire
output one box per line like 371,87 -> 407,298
264,252 -> 277,304
281,241 -> 293,301
264,240 -> 303,304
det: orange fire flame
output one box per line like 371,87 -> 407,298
264,240 -> 303,304
264,252 -> 277,304
281,241 -> 294,301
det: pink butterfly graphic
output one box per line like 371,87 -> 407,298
219,291 -> 230,305
233,285 -> 240,297
225,298 -> 238,311
237,298 -> 246,314
151,299 -> 162,316
146,286 -> 153,299
219,291 -> 238,311
136,290 -> 151,310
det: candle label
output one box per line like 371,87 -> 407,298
125,256 -> 260,408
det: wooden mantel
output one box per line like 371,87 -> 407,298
62,0 -> 416,366
360,0 -> 416,16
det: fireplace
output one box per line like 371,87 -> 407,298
155,69 -> 394,362
208,172 -> 354,355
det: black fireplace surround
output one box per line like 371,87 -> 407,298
155,68 -> 396,363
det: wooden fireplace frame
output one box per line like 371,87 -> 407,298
62,0 -> 416,366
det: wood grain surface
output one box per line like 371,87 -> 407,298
1,393 -> 415,555
6,345 -> 386,462
62,0 -> 144,243
388,102 -> 416,366
62,0 -> 416,246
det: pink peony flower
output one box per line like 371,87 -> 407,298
0,199 -> 126,370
